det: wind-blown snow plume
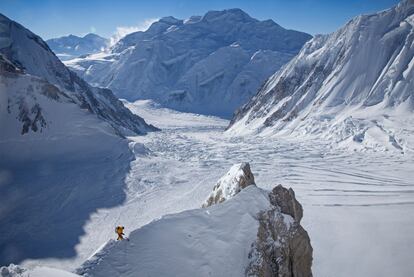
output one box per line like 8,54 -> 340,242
109,18 -> 158,46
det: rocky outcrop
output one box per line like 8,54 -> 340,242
202,162 -> 255,207
246,185 -> 312,277
269,185 -> 304,223
203,163 -> 313,276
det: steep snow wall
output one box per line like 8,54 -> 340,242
228,0 -> 414,153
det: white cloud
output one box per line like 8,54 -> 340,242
110,18 -> 158,46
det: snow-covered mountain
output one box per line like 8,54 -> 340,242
46,33 -> 108,61
75,163 -> 312,277
228,0 -> 414,152
0,13 -> 157,266
66,9 -> 311,117
0,13 -> 157,136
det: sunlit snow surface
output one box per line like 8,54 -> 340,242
23,100 -> 414,276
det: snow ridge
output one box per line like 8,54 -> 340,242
75,164 -> 312,277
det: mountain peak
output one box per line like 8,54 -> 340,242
159,16 -> 182,25
202,8 -> 254,22
83,33 -> 105,39
396,0 -> 414,14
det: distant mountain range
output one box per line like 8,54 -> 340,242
65,9 -> 311,117
47,33 -> 109,60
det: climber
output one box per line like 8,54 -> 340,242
115,226 -> 125,240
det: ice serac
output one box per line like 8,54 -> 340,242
0,13 -> 158,136
76,164 -> 312,277
66,9 -> 311,117
47,33 -> 109,61
228,0 -> 414,152
202,162 -> 255,207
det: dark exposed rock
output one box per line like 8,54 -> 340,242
269,185 -> 303,223
246,185 -> 312,277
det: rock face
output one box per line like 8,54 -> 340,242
66,9 -> 311,117
246,185 -> 312,277
269,185 -> 304,222
227,0 -> 414,151
204,164 -> 313,276
202,162 -> 255,207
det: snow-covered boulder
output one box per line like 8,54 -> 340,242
76,165 -> 312,277
202,162 -> 255,207
227,0 -> 414,152
66,9 -> 311,117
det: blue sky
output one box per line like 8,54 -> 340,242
1,0 -> 400,40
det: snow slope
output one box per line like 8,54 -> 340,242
0,14 -> 155,266
228,0 -> 414,152
66,9 -> 311,117
47,33 -> 108,61
0,48 -> 135,267
77,186 -> 271,277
